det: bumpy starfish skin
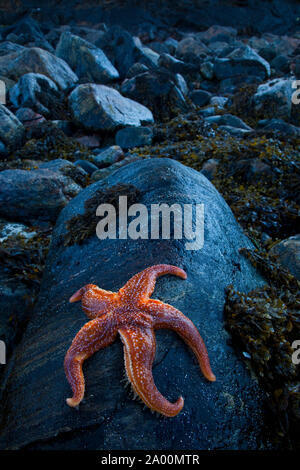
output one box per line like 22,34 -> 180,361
64,264 -> 216,417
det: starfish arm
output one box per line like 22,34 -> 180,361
119,325 -> 184,417
147,300 -> 216,382
119,264 -> 187,301
64,314 -> 117,407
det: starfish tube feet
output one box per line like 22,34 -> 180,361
119,326 -> 184,417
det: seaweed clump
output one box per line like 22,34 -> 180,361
63,184 -> 141,246
225,248 -> 300,448
13,122 -> 91,162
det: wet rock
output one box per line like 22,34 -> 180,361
69,84 -> 154,132
214,46 -> 270,80
175,36 -> 210,63
38,159 -> 87,186
204,114 -> 252,131
121,70 -> 189,121
210,96 -> 228,109
126,62 -> 149,78
253,78 -> 295,120
270,55 -> 290,74
164,37 -> 178,55
1,17 -> 53,52
158,53 -> 198,75
257,118 -> 300,138
200,158 -> 219,180
200,61 -> 215,80
0,41 -> 26,56
74,159 -> 98,176
219,75 -> 263,94
56,32 -> 119,83
197,25 -> 237,44
189,90 -> 212,107
229,158 -> 274,184
270,234 -> 300,280
9,73 -> 60,116
91,154 -> 141,181
0,104 -> 24,151
96,25 -> 159,78
0,140 -> 8,157
148,41 -> 169,55
15,108 -> 46,128
175,73 -> 189,97
74,135 -> 101,148
0,47 -> 78,90
90,145 -> 124,168
218,126 -> 252,137
115,126 -> 153,149
0,168 -> 81,223
0,158 -> 271,450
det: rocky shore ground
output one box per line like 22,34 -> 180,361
0,0 -> 299,450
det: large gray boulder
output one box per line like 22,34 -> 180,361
0,47 -> 78,90
56,32 -> 119,83
69,84 -> 154,132
0,158 -> 272,450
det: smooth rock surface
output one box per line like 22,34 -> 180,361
0,47 -> 78,90
56,32 -> 119,83
0,158 -> 271,450
69,84 -> 154,132
0,168 -> 81,223
214,45 -> 270,80
0,104 -> 24,150
9,72 -> 60,116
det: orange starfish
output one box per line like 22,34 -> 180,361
64,264 -> 216,417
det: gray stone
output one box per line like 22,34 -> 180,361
74,159 -> 98,175
91,154 -> 141,181
90,145 -> 124,168
200,61 -> 215,80
0,47 -> 78,90
0,158 -> 271,450
214,46 -> 270,80
0,104 -> 24,150
175,36 -> 210,63
270,234 -> 300,280
56,32 -> 119,83
9,72 -> 60,116
253,78 -> 295,120
126,62 -> 149,78
96,26 -> 159,78
69,84 -> 154,132
121,70 -> 189,121
205,114 -> 252,131
189,90 -> 212,107
115,126 -> 153,149
0,168 -> 81,223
